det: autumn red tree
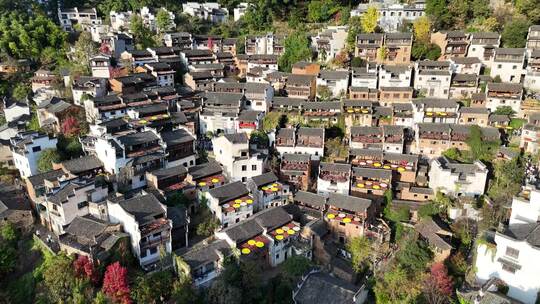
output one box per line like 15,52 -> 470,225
73,255 -> 99,284
61,116 -> 80,137
423,262 -> 454,304
102,262 -> 131,304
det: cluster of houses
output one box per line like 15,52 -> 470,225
1,1 -> 540,303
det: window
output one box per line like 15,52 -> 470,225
32,146 -> 41,152
141,250 -> 147,258
153,232 -> 161,238
241,165 -> 247,171
140,175 -> 145,182
502,263 -> 517,273
505,246 -> 519,259
149,247 -> 158,254
276,254 -> 280,259
252,165 -> 257,171
77,201 -> 89,209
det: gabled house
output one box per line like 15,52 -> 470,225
351,63 -> 378,89
324,193 -> 374,242
486,82 -> 523,114
275,127 -> 325,159
279,153 -> 312,191
414,60 -> 452,98
431,31 -> 469,60
429,156 -> 488,197
205,181 -> 254,228
383,32 -> 413,64
467,32 -> 500,66
107,193 -> 172,270
247,172 -> 290,211
10,131 -> 58,178
355,33 -> 383,62
317,70 -> 350,98
212,133 -> 266,182
378,64 -> 412,88
317,163 -> 351,196
490,48 -> 526,83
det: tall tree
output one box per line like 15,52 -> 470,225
413,16 -> 431,43
102,262 -> 131,304
130,15 -> 157,49
347,236 -> 371,272
374,265 -> 422,303
43,254 -> 77,303
156,8 -> 173,33
72,31 -> 98,74
423,263 -> 454,304
278,31 -> 312,72
425,0 -> 451,30
361,6 -> 378,33
501,18 -> 531,48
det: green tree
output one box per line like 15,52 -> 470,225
37,148 -> 61,173
346,16 -> 362,50
488,157 -> 525,204
261,112 -> 282,133
12,83 -> 30,101
493,106 -> 515,116
308,0 -> 340,23
131,271 -> 173,303
412,42 -> 441,60
466,125 -> 500,161
374,265 -> 422,303
347,236 -> 371,272
515,0 -> 540,24
72,31 -> 98,75
0,239 -> 17,277
166,192 -> 191,208
130,15 -> 157,49
396,238 -> 432,274
97,0 -> 129,15
242,0 -> 273,32
418,202 -> 441,218
42,254 -> 77,303
442,147 -> 461,160
1,222 -> 18,245
278,31 -> 312,72
281,256 -> 312,280
448,0 -> 469,29
156,8 -> 174,32
501,18 -> 531,48
361,6 -> 378,33
425,0 -> 451,30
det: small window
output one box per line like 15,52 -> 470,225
505,246 -> 519,259
502,263 -> 517,273
32,146 -> 41,152
252,165 -> 257,171
149,247 -> 158,254
242,165 -> 247,171
77,201 -> 89,209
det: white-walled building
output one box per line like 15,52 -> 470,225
275,127 -> 325,160
71,77 -> 108,106
10,132 -> 58,178
317,70 -> 350,98
490,48 -> 526,83
414,60 -> 452,98
485,83 -> 523,114
312,26 -> 348,62
215,206 -> 299,267
212,133 -> 266,182
476,187 -> 540,304
107,193 -> 172,269
2,98 -> 30,123
182,2 -> 229,23
90,55 -> 113,79
233,3 -> 249,21
317,162 -> 351,196
247,172 -> 290,212
351,1 -> 425,32
199,92 -> 245,135
467,32 -> 500,67
351,64 -> 378,89
428,156 -> 488,197
245,34 -> 285,56
58,7 -> 101,32
42,177 -> 108,235
524,50 -> 540,92
449,57 -> 482,75
378,64 -> 412,87
142,62 -> 175,87
205,181 -> 254,228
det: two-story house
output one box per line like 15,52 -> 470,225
490,48 -> 526,83
428,156 -> 488,197
317,163 -> 351,196
205,181 -> 254,228
212,133 -> 266,182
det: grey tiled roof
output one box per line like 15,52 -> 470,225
207,181 -> 249,203
251,172 -> 279,187
294,191 -> 327,207
327,193 -> 371,212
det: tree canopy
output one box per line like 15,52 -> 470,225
37,148 -> 61,173
278,31 -> 312,72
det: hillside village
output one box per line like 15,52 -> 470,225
0,0 -> 540,303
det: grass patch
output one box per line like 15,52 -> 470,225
509,118 -> 525,129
